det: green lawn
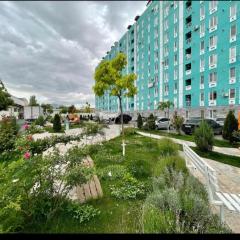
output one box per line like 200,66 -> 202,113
140,129 -> 239,148
28,135 -> 163,233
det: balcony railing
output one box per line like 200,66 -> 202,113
186,54 -> 191,60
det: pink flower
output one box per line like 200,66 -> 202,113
23,123 -> 29,130
23,152 -> 31,159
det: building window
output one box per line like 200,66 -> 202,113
229,88 -> 235,99
229,46 -> 236,63
209,15 -> 218,32
174,54 -> 178,65
200,40 -> 204,54
209,35 -> 217,50
174,25 -> 178,38
200,92 -> 204,102
200,21 -> 205,37
200,5 -> 205,20
230,3 -> 237,21
230,24 -> 236,42
229,67 -> 236,83
209,72 -> 217,84
209,54 -> 217,68
209,91 -> 217,100
174,41 -> 177,52
200,75 -> 204,85
174,69 -> 178,80
209,0 -> 218,14
200,58 -> 205,71
209,109 -> 217,119
174,82 -> 178,91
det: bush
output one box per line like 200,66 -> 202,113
110,174 -> 147,200
232,130 -> 240,142
27,123 -> 45,134
157,138 -> 179,157
35,115 -> 45,126
194,120 -> 214,152
0,147 -> 94,232
153,156 -> 187,177
223,110 -> 238,143
127,159 -> 152,178
53,114 -> 62,132
124,127 -> 136,136
137,113 -> 143,129
147,114 -> 156,130
66,202 -> 100,224
171,112 -> 184,135
142,204 -> 175,233
0,117 -> 18,154
98,165 -> 128,181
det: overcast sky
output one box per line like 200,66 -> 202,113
0,1 -> 146,107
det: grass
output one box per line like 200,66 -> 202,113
140,129 -> 240,148
28,134 -> 166,233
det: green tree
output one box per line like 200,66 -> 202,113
157,101 -> 174,133
194,120 -> 214,152
41,103 -> 53,114
68,105 -> 76,114
59,105 -> 68,114
0,80 -> 14,111
84,102 -> 91,113
223,110 -> 238,143
53,114 -> 62,132
171,112 -> 184,135
137,113 -> 143,129
29,95 -> 39,106
93,52 -> 137,156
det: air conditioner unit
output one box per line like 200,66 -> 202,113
194,25 -> 199,31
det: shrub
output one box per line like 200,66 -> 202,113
66,202 -> 100,224
35,115 -> 45,126
127,159 -> 152,178
0,117 -> 18,154
232,130 -> 240,142
110,174 -> 147,200
0,147 -> 94,232
53,114 -> 62,132
157,138 -> 179,157
147,114 -> 156,130
27,123 -> 45,134
142,204 -> 176,233
223,110 -> 238,143
98,165 -> 128,180
194,120 -> 214,152
153,156 -> 187,177
171,112 -> 184,135
124,127 -> 136,136
137,113 -> 143,129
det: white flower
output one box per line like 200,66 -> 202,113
108,171 -> 112,177
12,179 -> 19,183
34,153 -> 37,156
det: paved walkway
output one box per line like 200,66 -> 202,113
137,131 -> 240,157
179,151 -> 240,233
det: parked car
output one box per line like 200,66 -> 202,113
114,114 -> 132,124
155,117 -> 172,130
182,118 -> 222,135
215,117 -> 226,127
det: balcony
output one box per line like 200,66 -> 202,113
209,81 -> 217,88
200,83 -> 204,89
229,77 -> 236,84
186,54 -> 191,60
209,100 -> 216,106
229,98 -> 235,105
186,38 -> 192,44
186,100 -> 191,107
200,101 -> 204,107
186,85 -> 191,91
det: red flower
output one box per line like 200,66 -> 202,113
23,152 -> 31,159
23,124 -> 29,130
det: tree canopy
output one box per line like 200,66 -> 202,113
29,95 -> 39,106
93,52 -> 137,99
0,80 -> 14,111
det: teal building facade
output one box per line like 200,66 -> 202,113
95,1 -> 240,119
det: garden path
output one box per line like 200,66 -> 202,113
179,151 -> 240,233
137,131 -> 240,157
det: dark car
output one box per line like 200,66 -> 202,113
114,114 -> 132,124
182,118 -> 222,135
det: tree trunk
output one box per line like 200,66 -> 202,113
118,96 -> 125,156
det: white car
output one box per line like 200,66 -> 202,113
155,117 -> 172,130
215,117 -> 225,127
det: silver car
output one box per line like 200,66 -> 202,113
155,117 -> 172,130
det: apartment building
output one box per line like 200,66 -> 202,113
95,0 -> 240,119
